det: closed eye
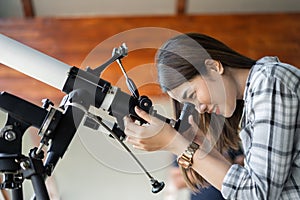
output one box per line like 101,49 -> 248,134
182,90 -> 196,102
188,91 -> 196,99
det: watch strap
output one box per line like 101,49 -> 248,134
177,141 -> 199,169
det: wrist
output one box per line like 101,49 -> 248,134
177,141 -> 200,169
166,132 -> 190,156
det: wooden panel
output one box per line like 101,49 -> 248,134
177,0 -> 187,15
21,0 -> 35,18
0,14 -> 300,106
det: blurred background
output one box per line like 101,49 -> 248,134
1,0 -> 300,17
0,0 -> 300,200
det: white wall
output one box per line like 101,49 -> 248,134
188,0 -> 300,14
33,0 -> 175,17
0,0 -> 23,17
0,0 -> 300,18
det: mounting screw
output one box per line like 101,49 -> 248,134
20,160 -> 30,170
4,131 -> 16,141
0,125 -> 16,142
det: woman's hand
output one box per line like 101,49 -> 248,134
188,115 -> 216,156
124,106 -> 189,154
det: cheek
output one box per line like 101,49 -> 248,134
195,83 -> 212,104
195,79 -> 227,105
196,92 -> 211,105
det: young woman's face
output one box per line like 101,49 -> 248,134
167,72 -> 237,118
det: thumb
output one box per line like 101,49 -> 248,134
135,106 -> 152,123
188,115 -> 197,129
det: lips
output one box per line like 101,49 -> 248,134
207,106 -> 215,114
208,105 -> 221,115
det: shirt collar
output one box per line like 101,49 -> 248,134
243,56 -> 280,101
255,56 -> 280,64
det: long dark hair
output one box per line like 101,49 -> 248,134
156,33 -> 256,92
156,33 -> 256,190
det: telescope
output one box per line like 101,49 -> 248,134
0,34 -> 197,199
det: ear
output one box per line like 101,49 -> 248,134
204,59 -> 224,75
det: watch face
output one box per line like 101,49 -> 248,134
190,142 -> 199,150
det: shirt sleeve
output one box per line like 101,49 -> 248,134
221,74 -> 299,199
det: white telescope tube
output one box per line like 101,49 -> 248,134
0,34 -> 71,91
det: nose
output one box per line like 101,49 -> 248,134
197,104 -> 208,114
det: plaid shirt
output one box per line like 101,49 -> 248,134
222,57 -> 300,199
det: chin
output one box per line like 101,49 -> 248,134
223,108 -> 235,118
223,113 -> 232,118
222,102 -> 236,118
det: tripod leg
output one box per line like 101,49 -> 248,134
11,187 -> 23,200
31,174 -> 50,200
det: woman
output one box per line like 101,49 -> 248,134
165,101 -> 244,200
0,176 -> 9,200
124,33 -> 300,199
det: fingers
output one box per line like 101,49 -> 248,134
188,115 -> 199,132
123,115 -> 152,139
187,115 -> 206,145
188,115 -> 194,125
123,116 -> 141,137
125,135 -> 158,151
123,115 -> 133,127
123,113 -> 150,150
134,106 -> 152,123
123,106 -> 169,151
125,136 -> 143,150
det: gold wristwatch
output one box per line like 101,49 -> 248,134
177,142 -> 199,169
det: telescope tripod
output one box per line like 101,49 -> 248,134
0,115 -> 50,200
